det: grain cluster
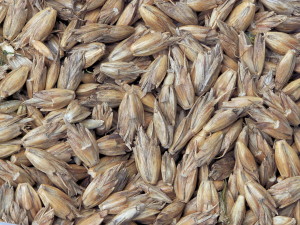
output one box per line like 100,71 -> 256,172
0,0 -> 300,224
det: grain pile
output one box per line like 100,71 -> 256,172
0,0 -> 300,224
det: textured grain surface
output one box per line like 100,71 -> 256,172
0,0 -> 300,224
